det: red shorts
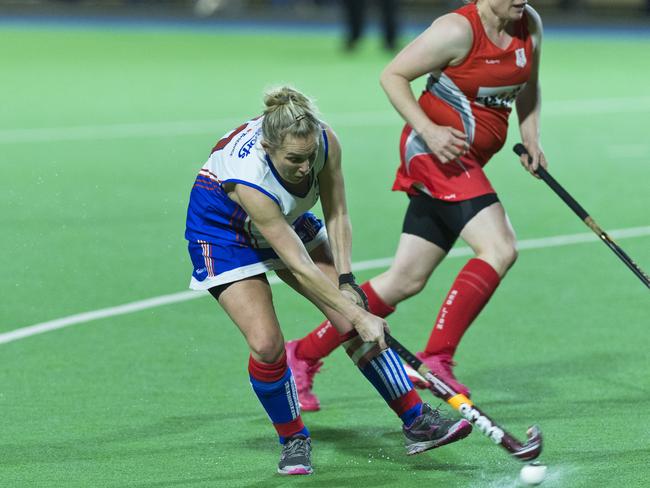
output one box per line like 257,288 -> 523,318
393,125 -> 496,202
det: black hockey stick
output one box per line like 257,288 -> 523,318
513,143 -> 650,290
385,332 -> 543,462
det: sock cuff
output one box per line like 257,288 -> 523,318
339,329 -> 359,342
361,281 -> 396,317
390,389 -> 422,417
276,417 -> 308,443
462,258 -> 501,291
248,352 -> 287,383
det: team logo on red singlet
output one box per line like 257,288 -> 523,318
515,48 -> 527,68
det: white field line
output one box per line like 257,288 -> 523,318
606,143 -> 649,159
1,96 -> 649,144
1,226 -> 648,346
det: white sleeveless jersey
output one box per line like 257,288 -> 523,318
199,116 -> 329,249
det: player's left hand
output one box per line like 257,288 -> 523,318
353,311 -> 389,350
519,143 -> 547,178
339,273 -> 369,310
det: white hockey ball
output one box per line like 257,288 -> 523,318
519,462 -> 547,485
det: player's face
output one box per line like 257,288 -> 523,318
271,134 -> 318,184
487,0 -> 528,21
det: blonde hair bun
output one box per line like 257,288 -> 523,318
261,86 -> 321,151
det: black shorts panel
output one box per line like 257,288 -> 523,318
208,282 -> 233,301
402,192 -> 500,252
207,273 -> 268,301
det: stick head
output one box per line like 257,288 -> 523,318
511,425 -> 543,461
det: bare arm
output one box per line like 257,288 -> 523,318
516,5 -> 546,176
231,184 -> 387,348
318,127 -> 369,308
318,127 -> 351,275
379,13 -> 472,163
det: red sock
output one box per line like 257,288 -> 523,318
295,281 -> 396,362
361,281 -> 396,318
295,319 -> 339,362
389,389 -> 423,422
424,258 -> 500,357
248,352 -> 287,382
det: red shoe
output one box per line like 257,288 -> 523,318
413,352 -> 471,397
285,340 -> 323,412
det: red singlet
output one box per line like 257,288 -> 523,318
394,3 -> 534,201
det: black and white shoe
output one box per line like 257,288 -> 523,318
403,403 -> 472,455
277,435 -> 313,475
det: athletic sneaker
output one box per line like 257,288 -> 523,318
413,352 -> 471,397
403,403 -> 472,455
285,340 -> 322,411
277,435 -> 313,475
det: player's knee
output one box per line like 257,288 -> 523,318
478,241 -> 517,275
493,242 -> 518,273
397,274 -> 428,300
249,338 -> 284,363
503,243 -> 518,267
374,267 -> 428,303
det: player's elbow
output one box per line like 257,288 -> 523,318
379,67 -> 397,93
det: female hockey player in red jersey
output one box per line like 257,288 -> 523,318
287,0 -> 546,409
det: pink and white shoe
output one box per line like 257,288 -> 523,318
285,340 -> 323,412
406,352 -> 471,398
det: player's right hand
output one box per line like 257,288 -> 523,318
518,143 -> 547,179
353,311 -> 390,350
421,124 -> 469,164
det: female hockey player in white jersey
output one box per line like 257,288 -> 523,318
184,86 -> 471,475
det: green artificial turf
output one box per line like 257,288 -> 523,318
1,23 -> 649,487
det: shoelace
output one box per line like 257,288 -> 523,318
421,405 -> 444,426
282,438 -> 310,460
432,358 -> 458,380
443,358 -> 458,368
434,355 -> 457,369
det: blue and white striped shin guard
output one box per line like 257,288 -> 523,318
343,335 -> 415,404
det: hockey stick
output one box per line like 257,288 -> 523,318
385,332 -> 543,462
513,143 -> 650,289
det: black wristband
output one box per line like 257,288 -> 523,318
338,272 -> 356,286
